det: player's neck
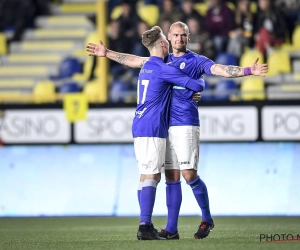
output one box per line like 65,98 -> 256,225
172,48 -> 187,57
150,49 -> 165,59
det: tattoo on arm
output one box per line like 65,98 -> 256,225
225,66 -> 242,77
140,60 -> 147,68
115,54 -> 128,65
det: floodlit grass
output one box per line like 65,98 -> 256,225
0,216 -> 300,250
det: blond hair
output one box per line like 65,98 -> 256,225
142,26 -> 163,50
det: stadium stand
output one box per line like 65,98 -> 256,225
240,49 -> 264,68
0,33 -> 7,55
214,79 -> 238,101
215,52 -> 238,66
0,0 -> 96,102
72,56 -> 94,83
50,57 -> 81,80
282,25 -> 300,51
193,3 -> 208,16
83,80 -> 101,103
137,4 -> 159,26
267,84 -> 300,100
240,77 -> 265,101
0,0 -> 299,103
59,81 -> 81,93
266,50 -> 291,77
33,80 -> 56,103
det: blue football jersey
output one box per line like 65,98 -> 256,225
132,56 -> 205,138
165,50 -> 215,126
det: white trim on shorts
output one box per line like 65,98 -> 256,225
134,137 -> 166,174
165,126 -> 200,171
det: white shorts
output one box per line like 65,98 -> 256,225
165,126 -> 200,171
134,137 -> 166,174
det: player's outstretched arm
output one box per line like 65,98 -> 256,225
210,58 -> 268,78
86,40 -> 149,68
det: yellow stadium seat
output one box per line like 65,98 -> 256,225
281,25 -> 300,51
250,1 -> 257,13
74,31 -> 98,57
292,25 -> 300,48
241,77 -> 265,100
240,50 -> 264,67
266,50 -> 291,76
33,80 -> 56,103
83,80 -> 101,103
73,56 -> 94,82
138,4 -> 159,26
110,5 -> 122,20
0,32 -> 7,55
85,31 -> 98,45
227,2 -> 235,11
193,3 -> 208,16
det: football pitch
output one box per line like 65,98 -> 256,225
0,216 -> 299,250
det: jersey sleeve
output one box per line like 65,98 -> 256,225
161,63 -> 204,92
197,56 -> 215,75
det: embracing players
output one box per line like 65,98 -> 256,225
89,26 -> 205,240
86,21 -> 268,240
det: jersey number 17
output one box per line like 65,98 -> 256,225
137,80 -> 149,104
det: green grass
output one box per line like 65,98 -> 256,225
0,216 -> 300,250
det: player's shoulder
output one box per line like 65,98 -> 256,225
142,57 -> 164,74
186,50 -> 210,61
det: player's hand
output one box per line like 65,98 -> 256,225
86,40 -> 107,57
192,92 -> 201,102
251,57 -> 268,77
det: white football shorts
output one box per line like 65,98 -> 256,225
134,137 -> 166,174
165,126 -> 200,171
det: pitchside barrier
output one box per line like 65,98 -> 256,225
0,100 -> 300,144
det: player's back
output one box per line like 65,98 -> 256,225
132,56 -> 172,138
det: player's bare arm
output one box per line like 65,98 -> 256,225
86,40 -> 148,68
210,58 -> 268,78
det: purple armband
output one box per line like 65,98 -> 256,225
244,67 -> 252,76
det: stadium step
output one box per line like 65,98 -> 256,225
10,41 -> 82,53
267,84 -> 300,100
0,65 -> 58,78
23,28 -> 89,40
293,59 -> 300,72
1,53 -> 63,65
50,3 -> 96,15
63,0 -> 97,3
0,78 -> 35,89
35,15 -> 94,29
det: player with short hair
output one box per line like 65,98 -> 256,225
86,22 -> 267,240
88,26 -> 204,240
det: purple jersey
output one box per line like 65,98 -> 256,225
165,50 -> 215,126
132,56 -> 205,138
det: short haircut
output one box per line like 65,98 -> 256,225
142,26 -> 163,50
169,21 -> 190,34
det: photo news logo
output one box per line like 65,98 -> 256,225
260,234 -> 300,242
